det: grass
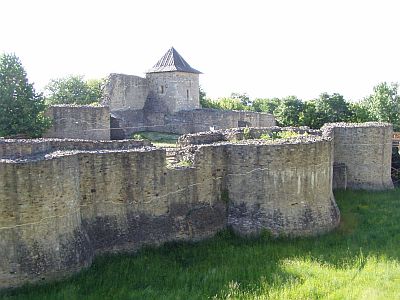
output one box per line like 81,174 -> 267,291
131,131 -> 180,148
1,189 -> 400,299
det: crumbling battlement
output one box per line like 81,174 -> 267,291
322,122 -> 394,190
177,126 -> 321,146
0,138 -> 151,160
45,105 -> 111,140
0,122 -> 393,289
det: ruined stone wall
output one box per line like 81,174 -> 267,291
322,122 -> 393,190
2,122 -> 395,289
146,72 -> 200,113
0,138 -> 151,159
111,108 -> 276,137
102,74 -> 149,111
160,109 -> 276,134
45,105 -> 110,140
0,145 -> 226,288
0,155 -> 93,288
177,126 -> 319,146
78,148 -> 226,255
223,138 -> 339,236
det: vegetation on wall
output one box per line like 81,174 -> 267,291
44,75 -> 104,105
200,82 -> 400,129
0,53 -> 51,138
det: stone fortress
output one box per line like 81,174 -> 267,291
45,47 -> 275,141
0,48 -> 395,289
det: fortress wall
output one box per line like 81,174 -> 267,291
162,109 -> 276,134
323,122 -> 393,190
109,109 -> 275,137
102,74 -> 149,111
224,138 -> 339,236
177,126 -> 320,146
2,122 -> 394,289
78,147 -> 226,254
0,139 -> 53,159
45,105 -> 110,140
146,72 -> 200,113
110,109 -> 147,138
0,147 -> 227,289
0,138 -> 151,159
0,155 -> 92,288
130,109 -> 276,136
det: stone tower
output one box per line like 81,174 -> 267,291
146,47 -> 202,113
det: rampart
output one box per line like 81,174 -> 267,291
0,123 -> 393,289
177,126 -> 320,146
0,138 -> 151,160
322,122 -> 394,190
111,108 -> 276,137
102,74 -> 149,111
45,105 -> 111,140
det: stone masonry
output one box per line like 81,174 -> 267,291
0,122 -> 393,289
45,105 -> 110,140
101,47 -> 276,138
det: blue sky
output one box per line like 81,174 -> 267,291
1,0 -> 399,101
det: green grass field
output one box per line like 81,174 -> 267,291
1,189 -> 400,300
131,131 -> 180,148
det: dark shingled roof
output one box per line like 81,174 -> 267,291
147,47 -> 202,74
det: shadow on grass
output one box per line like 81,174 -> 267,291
1,188 -> 399,299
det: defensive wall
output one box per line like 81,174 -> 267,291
0,122 -> 393,289
43,104 -> 275,140
322,123 -> 394,190
102,73 -> 275,138
45,105 -> 111,140
111,108 -> 276,137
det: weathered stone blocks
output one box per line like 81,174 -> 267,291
45,105 -> 110,140
323,122 -> 394,190
0,122 -> 394,289
223,138 -> 339,236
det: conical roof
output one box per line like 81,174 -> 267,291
147,47 -> 202,74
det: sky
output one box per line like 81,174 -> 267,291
1,0 -> 400,102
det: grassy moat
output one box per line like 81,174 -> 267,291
1,189 -> 400,300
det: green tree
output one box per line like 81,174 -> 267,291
251,98 -> 280,113
0,53 -> 51,138
217,97 -> 250,111
230,92 -> 251,106
348,101 -> 371,123
45,75 -> 103,105
199,85 -> 213,108
308,93 -> 352,128
300,100 -> 319,128
274,96 -> 304,126
363,82 -> 400,130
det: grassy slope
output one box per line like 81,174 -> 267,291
1,189 -> 400,300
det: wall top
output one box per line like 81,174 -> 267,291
322,122 -> 393,129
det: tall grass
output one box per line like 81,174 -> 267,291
1,189 -> 400,299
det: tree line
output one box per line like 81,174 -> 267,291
200,86 -> 400,131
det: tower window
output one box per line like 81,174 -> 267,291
186,89 -> 189,100
160,85 -> 165,94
